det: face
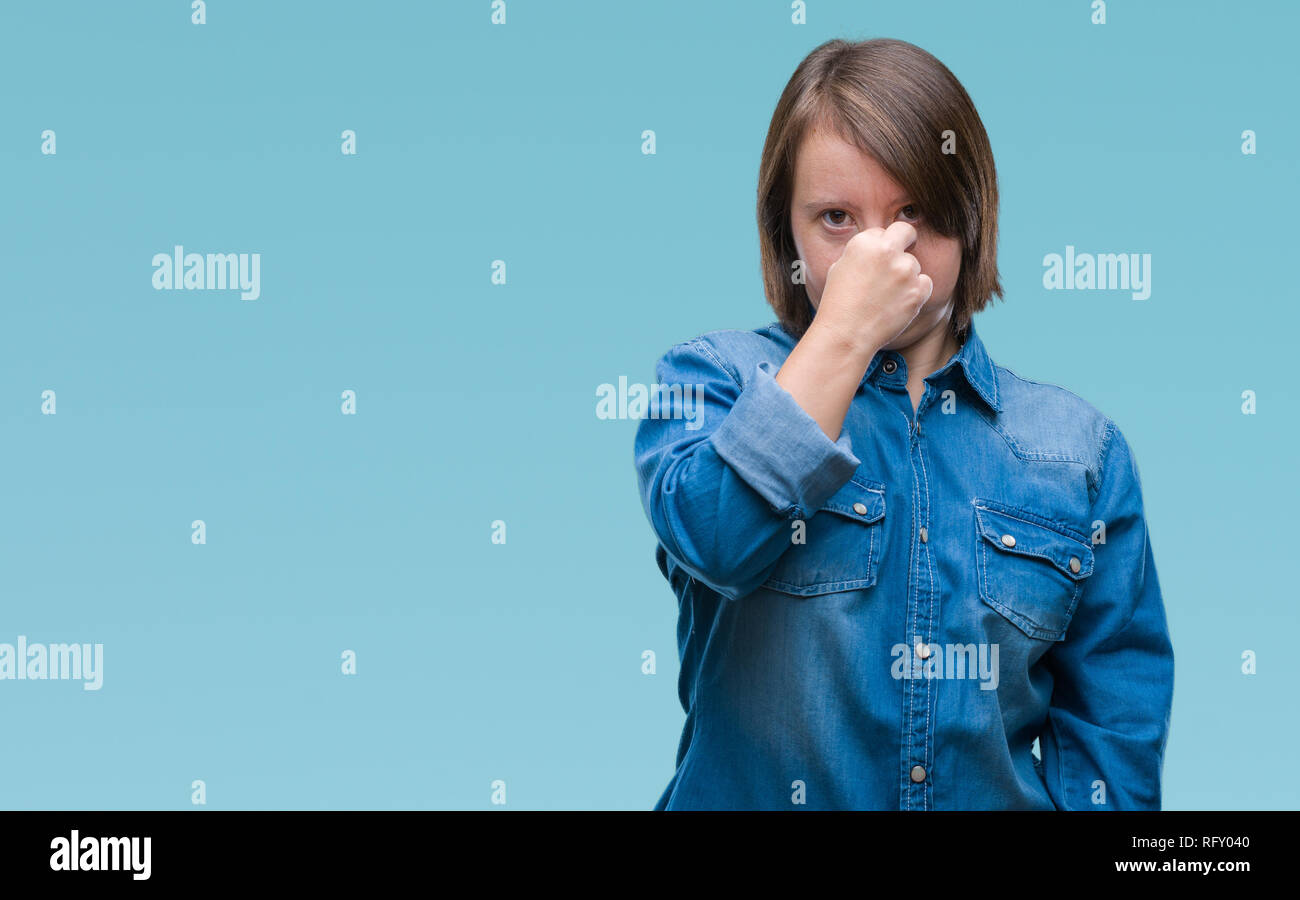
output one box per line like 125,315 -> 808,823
789,125 -> 963,351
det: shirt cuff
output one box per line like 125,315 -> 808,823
709,360 -> 861,519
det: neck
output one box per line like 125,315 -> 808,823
899,321 -> 961,386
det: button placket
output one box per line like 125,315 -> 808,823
901,390 -> 937,810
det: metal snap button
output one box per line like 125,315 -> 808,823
853,502 -> 868,515
919,526 -> 928,543
916,642 -> 931,659
1069,557 -> 1081,573
881,358 -> 898,374
1000,534 -> 1016,548
910,765 -> 926,783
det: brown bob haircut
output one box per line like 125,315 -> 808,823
757,37 -> 1003,345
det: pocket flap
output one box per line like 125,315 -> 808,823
974,502 -> 1093,580
820,477 -> 885,524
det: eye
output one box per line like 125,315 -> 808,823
820,209 -> 852,228
899,204 -> 922,223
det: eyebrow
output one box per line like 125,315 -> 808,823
800,194 -> 911,212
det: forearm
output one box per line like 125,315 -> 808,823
635,338 -> 863,599
774,320 -> 879,441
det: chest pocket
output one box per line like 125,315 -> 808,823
761,477 -> 886,597
974,499 -> 1094,641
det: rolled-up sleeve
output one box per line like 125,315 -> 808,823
1039,420 -> 1175,809
633,337 -> 860,600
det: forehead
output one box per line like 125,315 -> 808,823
792,127 -> 907,205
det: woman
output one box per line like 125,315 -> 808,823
633,37 -> 1173,810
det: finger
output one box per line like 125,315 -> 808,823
882,221 -> 919,253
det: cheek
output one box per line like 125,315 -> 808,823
917,239 -> 962,302
800,238 -> 846,305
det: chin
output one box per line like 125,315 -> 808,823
882,311 -> 953,352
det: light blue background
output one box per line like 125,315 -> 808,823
1,1 -> 1295,809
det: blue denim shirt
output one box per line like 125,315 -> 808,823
633,319 -> 1173,810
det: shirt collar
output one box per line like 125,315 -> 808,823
859,319 -> 1002,414
770,317 -> 1002,414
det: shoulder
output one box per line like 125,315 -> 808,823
987,363 -> 1123,488
991,359 -> 1152,503
654,322 -> 794,386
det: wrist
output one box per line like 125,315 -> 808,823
805,316 -> 882,370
